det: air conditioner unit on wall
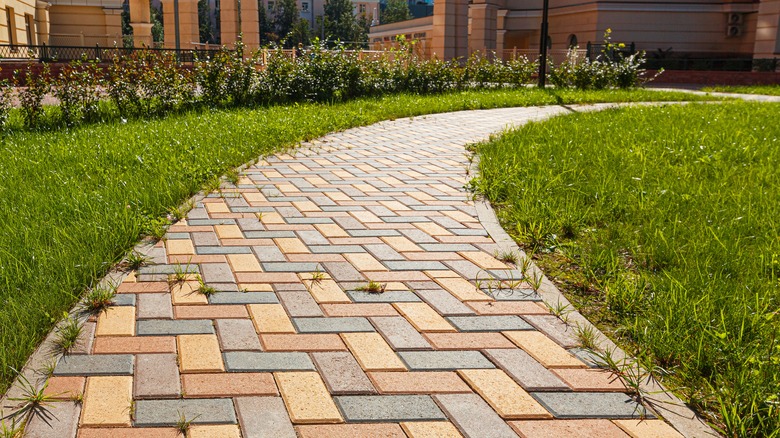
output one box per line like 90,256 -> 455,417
727,13 -> 744,25
727,25 -> 743,37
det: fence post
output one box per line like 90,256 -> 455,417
41,42 -> 48,61
586,42 -> 591,60
95,44 -> 101,60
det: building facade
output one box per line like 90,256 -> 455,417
369,0 -> 780,61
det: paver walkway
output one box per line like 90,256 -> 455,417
23,106 -> 693,437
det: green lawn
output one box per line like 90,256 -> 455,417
470,101 -> 780,437
703,85 -> 780,96
0,88 -> 713,394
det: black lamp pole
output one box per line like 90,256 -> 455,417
538,0 -> 549,87
174,0 -> 181,55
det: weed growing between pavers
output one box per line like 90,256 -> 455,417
0,89 -> 712,394
470,101 -> 780,436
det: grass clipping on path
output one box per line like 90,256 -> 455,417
470,101 -> 780,436
0,88 -> 710,394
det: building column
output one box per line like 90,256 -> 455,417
161,0 -> 200,49
469,1 -> 498,56
753,0 -> 780,60
129,0 -> 153,47
431,0 -> 468,60
220,0 -> 239,46
35,1 -> 50,45
496,29 -> 506,59
103,8 -> 123,46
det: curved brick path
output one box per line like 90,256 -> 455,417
20,105 -> 702,437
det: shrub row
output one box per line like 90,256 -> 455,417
0,39 -> 649,131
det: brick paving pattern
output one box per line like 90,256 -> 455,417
26,106 -> 686,437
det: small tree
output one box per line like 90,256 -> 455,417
382,0 -> 410,24
324,0 -> 358,45
275,0 -> 299,45
288,18 -> 312,47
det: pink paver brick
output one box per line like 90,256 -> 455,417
552,368 -> 628,392
295,424 -> 406,438
509,419 -> 629,438
260,334 -> 348,351
182,373 -> 278,397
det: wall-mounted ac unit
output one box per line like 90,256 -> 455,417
727,25 -> 743,37
727,13 -> 744,25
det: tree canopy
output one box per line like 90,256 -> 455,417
382,0 -> 411,24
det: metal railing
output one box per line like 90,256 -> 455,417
0,43 -> 220,63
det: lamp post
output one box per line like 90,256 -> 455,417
174,0 -> 181,55
537,0 -> 549,87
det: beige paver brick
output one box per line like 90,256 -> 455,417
178,334 -> 225,373
248,303 -> 296,333
442,210 -> 478,223
189,424 -> 241,438
205,202 -> 230,213
95,306 -> 135,336
344,253 -> 387,271
614,420 -> 685,438
509,419 -> 628,438
503,331 -> 586,368
174,305 -> 249,319
261,212 -> 286,224
171,281 -> 208,305
458,251 -> 509,270
433,276 -> 493,302
341,332 -> 406,371
78,428 -> 180,437
166,239 -> 195,255
401,421 -> 463,438
314,223 -> 349,238
294,200 -> 320,212
427,270 -> 461,278
80,376 -> 133,427
467,301 -> 549,315
302,278 -> 351,303
215,224 -> 244,239
227,253 -> 263,272
415,222 -> 452,236
458,369 -> 552,419
381,236 -> 421,252
552,369 -> 627,392
261,334 -> 347,351
424,332 -> 515,350
93,336 -> 176,354
275,237 -> 310,254
275,371 -> 344,424
393,302 -> 456,332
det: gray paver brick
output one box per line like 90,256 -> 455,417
364,244 -> 405,261
335,395 -> 446,422
323,261 -> 365,282
311,351 -> 376,395
201,263 -> 235,283
384,261 -> 447,271
70,321 -> 95,355
531,392 -> 652,419
24,400 -> 80,438
446,315 -> 533,332
137,293 -> 173,319
188,219 -> 236,226
196,246 -> 253,255
209,292 -> 279,304
278,291 -> 324,317
244,231 -> 297,239
524,315 -> 580,348
419,244 -> 478,252
261,262 -> 321,272
348,229 -> 401,237
416,289 -> 475,316
434,393 -> 518,438
483,349 -> 569,391
292,317 -> 375,333
348,290 -> 421,303
398,351 -> 495,370
224,352 -> 315,372
137,319 -> 214,336
370,316 -> 432,350
298,230 -> 329,245
135,354 -> 181,398
445,260 -> 486,280
253,246 -> 287,262
491,288 -> 541,301
216,319 -> 264,351
235,397 -> 296,438
134,399 -> 237,426
111,294 -> 136,306
309,245 -> 366,253
54,354 -> 134,376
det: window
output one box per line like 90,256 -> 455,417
25,13 -> 35,45
568,34 -> 577,49
359,4 -> 366,13
6,7 -> 17,47
301,1 -> 309,11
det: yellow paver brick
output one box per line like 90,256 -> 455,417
243,192 -> 268,204
442,210 -> 478,223
503,331 -> 586,368
341,332 -> 406,371
458,369 -> 552,419
249,303 -> 296,333
379,200 -> 411,211
433,277 -> 493,302
80,376 -> 132,427
426,270 -> 461,278
459,251 -> 509,270
215,225 -> 244,239
344,253 -> 387,271
277,184 -> 299,193
261,212 -> 286,224
227,253 -> 262,272
407,191 -> 435,201
275,372 -> 344,424
325,191 -> 351,202
166,239 -> 195,255
275,238 -> 310,254
205,202 -> 230,213
613,420 -> 685,438
415,222 -> 452,236
381,236 -> 421,252
238,283 -> 275,292
95,306 -> 135,336
314,223 -> 349,238
171,281 -> 208,305
393,302 -> 455,332
401,421 -> 463,438
350,210 -> 382,223
293,201 -> 320,212
178,334 -> 225,372
302,279 -> 351,303
189,424 -> 242,438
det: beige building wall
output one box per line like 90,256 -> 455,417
48,0 -> 123,46
754,0 -> 780,57
1,0 -> 42,45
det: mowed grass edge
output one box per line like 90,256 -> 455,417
470,101 -> 780,436
702,84 -> 780,96
0,88 -> 713,393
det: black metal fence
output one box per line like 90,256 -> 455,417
0,43 -> 221,63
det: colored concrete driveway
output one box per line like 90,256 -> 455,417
26,106 -> 688,437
